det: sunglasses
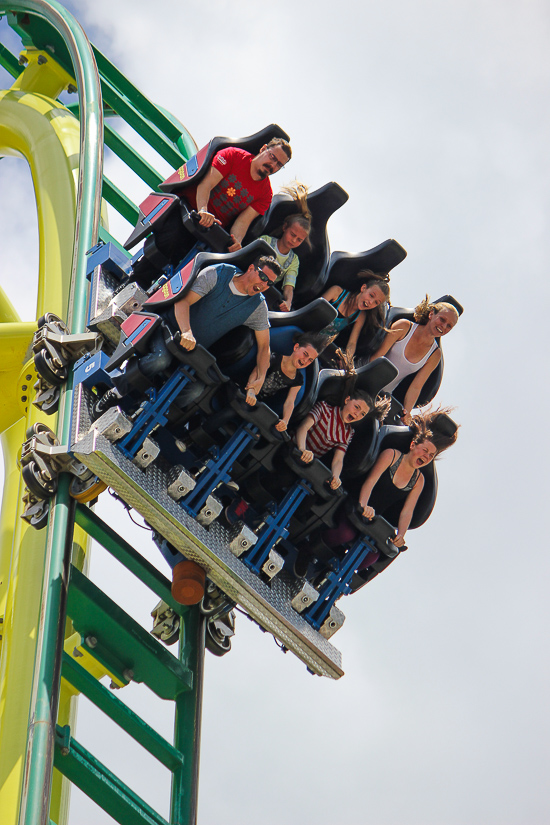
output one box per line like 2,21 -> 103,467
256,267 -> 276,285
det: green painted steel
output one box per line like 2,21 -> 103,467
102,176 -> 140,225
171,607 -> 205,825
66,565 -> 193,700
61,655 -> 184,771
73,504 -> 182,614
5,8 -> 194,160
92,46 -> 196,158
0,42 -> 20,77
54,725 -> 170,825
99,74 -> 184,168
103,123 -> 164,189
98,225 -> 132,254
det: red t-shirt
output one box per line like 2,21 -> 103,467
184,147 -> 273,227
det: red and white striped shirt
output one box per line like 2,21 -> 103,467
305,400 -> 354,457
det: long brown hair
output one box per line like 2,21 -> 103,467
343,270 -> 391,339
410,404 -> 459,454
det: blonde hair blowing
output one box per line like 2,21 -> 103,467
280,180 -> 312,222
414,295 -> 459,325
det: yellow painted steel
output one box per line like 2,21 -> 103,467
0,56 -> 91,825
11,48 -> 75,100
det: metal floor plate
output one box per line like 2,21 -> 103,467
71,386 -> 344,679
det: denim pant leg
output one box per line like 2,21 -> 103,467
140,330 -> 173,380
174,380 -> 206,409
114,330 -> 173,395
141,331 -> 207,407
141,332 -> 206,409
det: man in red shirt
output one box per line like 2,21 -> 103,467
186,138 -> 292,251
132,138 -> 291,287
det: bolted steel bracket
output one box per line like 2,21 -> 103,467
32,325 -> 101,366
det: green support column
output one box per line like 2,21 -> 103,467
171,606 -> 205,825
20,483 -> 75,825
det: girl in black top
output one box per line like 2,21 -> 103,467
245,332 -> 326,430
359,407 -> 458,547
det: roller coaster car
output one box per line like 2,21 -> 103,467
339,506 -> 400,595
124,124 -> 290,251
384,294 -> 464,409
244,182 -> 350,305
68,231 -> 458,672
321,239 -> 408,359
106,239 -> 275,372
128,201 -> 238,287
288,505 -> 400,633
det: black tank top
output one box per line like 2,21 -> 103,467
369,450 -> 420,517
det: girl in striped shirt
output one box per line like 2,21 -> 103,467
294,390 -> 389,489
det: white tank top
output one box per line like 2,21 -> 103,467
383,322 -> 438,394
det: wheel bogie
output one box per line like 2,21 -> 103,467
22,461 -> 58,499
34,349 -> 68,386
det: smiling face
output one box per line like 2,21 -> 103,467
341,396 -> 370,423
428,308 -> 458,337
356,283 -> 387,311
251,145 -> 289,180
291,343 -> 319,369
409,439 -> 438,467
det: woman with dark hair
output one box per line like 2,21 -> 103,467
320,272 -> 390,360
245,331 -> 326,430
358,406 -> 458,547
371,295 -> 459,424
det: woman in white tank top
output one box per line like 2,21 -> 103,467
370,296 -> 459,424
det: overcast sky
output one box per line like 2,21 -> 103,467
1,1 -> 550,823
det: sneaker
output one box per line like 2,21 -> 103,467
93,387 -> 121,419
